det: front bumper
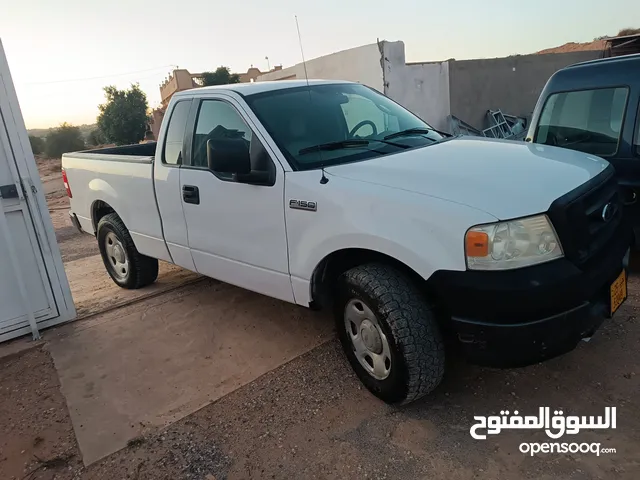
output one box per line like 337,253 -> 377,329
427,222 -> 631,367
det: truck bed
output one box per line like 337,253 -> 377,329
62,142 -> 172,263
63,142 -> 157,162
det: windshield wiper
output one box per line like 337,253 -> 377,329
298,139 -> 409,156
384,128 -> 442,140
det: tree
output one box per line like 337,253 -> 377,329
86,128 -> 107,147
45,123 -> 85,158
200,67 -> 240,86
97,84 -> 149,145
28,135 -> 45,155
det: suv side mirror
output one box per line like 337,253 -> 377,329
206,139 -> 272,186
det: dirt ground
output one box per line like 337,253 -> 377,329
0,157 -> 638,479
0,347 -> 83,480
2,305 -> 639,480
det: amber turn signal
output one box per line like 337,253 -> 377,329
466,231 -> 489,257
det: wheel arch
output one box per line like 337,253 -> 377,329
90,199 -> 117,235
309,247 -> 431,310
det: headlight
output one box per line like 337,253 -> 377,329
465,215 -> 563,270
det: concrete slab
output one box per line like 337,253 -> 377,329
65,254 -> 201,318
46,279 -> 332,465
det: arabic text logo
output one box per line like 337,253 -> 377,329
469,407 -> 616,440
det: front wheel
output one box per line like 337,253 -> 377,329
97,213 -> 158,289
334,263 -> 445,404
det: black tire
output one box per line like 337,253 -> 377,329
97,213 -> 158,289
334,263 -> 445,404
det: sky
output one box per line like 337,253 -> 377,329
1,0 -> 638,129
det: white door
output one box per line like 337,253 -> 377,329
179,96 -> 294,302
0,39 -> 75,342
0,118 -> 58,338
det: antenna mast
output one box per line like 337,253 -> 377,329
295,15 -> 328,184
295,15 -> 310,86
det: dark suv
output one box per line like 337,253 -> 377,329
527,54 -> 640,243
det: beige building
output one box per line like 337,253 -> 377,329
150,66 -> 282,139
159,69 -> 200,106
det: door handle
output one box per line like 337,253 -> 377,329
182,185 -> 200,205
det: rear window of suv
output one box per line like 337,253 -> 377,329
534,87 -> 628,157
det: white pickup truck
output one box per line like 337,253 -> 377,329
63,80 -> 630,404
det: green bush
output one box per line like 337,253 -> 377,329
28,135 -> 45,155
97,84 -> 149,145
45,123 -> 85,158
86,129 -> 107,147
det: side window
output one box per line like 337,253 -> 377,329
192,100 -> 253,169
534,87 -> 628,156
610,88 -> 627,133
341,94 -> 398,137
162,101 -> 191,165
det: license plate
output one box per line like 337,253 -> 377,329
610,270 -> 627,316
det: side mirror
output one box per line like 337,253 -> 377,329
234,170 -> 272,186
207,139 -> 251,174
206,139 -> 273,186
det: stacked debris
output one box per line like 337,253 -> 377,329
448,110 -> 529,141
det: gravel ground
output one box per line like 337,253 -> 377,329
9,319 -> 637,480
82,305 -> 639,480
2,317 -> 639,480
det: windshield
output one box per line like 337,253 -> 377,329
244,83 -> 442,170
533,87 -> 629,157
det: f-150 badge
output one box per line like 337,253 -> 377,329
289,199 -> 317,212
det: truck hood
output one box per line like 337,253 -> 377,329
326,136 -> 609,220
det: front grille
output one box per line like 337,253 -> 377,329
548,166 -> 622,266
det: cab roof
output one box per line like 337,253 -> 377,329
544,53 -> 640,92
568,52 -> 640,69
173,79 -> 352,98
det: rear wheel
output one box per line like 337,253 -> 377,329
334,263 -> 445,404
97,213 -> 158,289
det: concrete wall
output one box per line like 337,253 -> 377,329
256,40 -> 451,131
253,40 -> 604,134
257,43 -> 384,92
382,41 -> 451,131
448,51 -> 602,129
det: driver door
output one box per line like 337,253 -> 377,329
179,96 -> 294,302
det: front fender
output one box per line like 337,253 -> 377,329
285,172 -> 498,306
301,232 -> 451,283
